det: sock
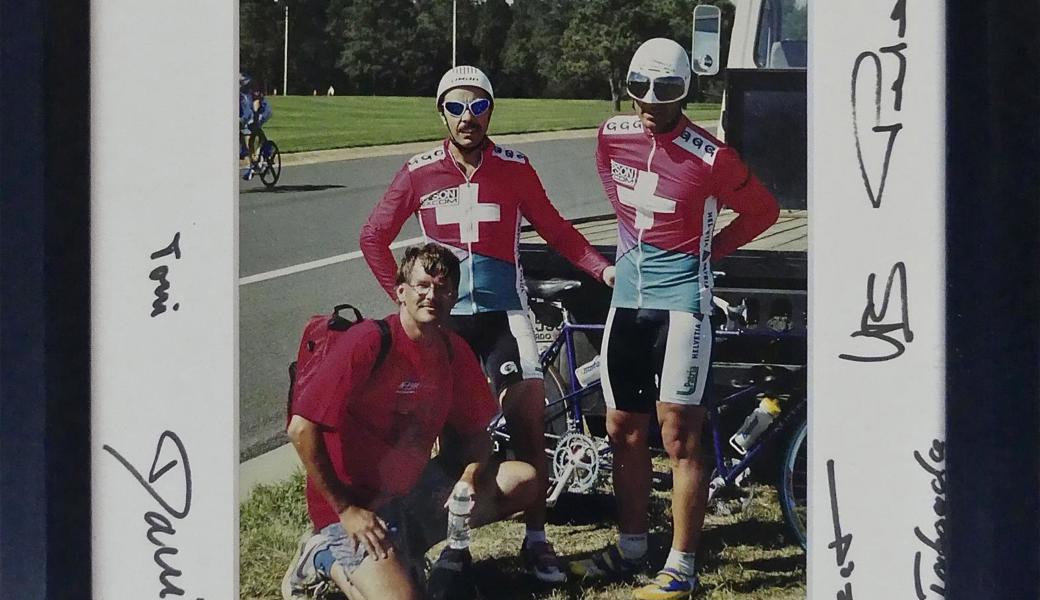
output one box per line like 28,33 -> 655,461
617,533 -> 648,560
313,547 -> 335,577
524,528 -> 548,546
663,548 -> 697,578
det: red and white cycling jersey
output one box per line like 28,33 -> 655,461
361,139 -> 610,314
596,114 -> 779,313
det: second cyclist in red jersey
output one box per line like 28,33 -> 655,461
360,65 -> 615,585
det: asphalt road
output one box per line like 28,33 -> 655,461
238,135 -> 611,460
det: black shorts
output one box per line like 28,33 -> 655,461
601,307 -> 713,413
449,310 -> 542,397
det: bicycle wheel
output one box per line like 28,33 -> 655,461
778,416 -> 807,549
258,140 -> 281,188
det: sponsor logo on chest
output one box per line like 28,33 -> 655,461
396,380 -> 421,395
420,187 -> 460,209
611,160 -> 638,187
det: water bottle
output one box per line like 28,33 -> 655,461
575,355 -> 601,387
446,481 -> 475,549
729,396 -> 782,455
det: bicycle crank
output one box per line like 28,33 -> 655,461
548,433 -> 601,504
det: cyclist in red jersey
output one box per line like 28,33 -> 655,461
570,39 -> 779,599
282,244 -> 539,600
360,66 -> 616,584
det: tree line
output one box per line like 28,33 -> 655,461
240,0 -> 735,103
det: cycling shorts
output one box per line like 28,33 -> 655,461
601,307 -> 712,412
448,310 -> 542,397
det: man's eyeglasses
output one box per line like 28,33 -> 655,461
442,98 -> 492,118
626,73 -> 687,103
407,281 -> 457,299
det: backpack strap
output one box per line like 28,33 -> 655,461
438,329 -> 454,363
372,319 -> 392,373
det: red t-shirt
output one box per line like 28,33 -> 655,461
291,313 -> 498,529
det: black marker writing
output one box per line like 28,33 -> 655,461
104,431 -> 204,599
827,460 -> 855,599
879,43 -> 908,111
890,0 -> 907,38
150,233 -> 182,317
851,0 -> 908,209
851,51 -> 903,209
839,261 -> 914,362
913,439 -> 947,598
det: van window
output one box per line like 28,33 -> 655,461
754,0 -> 808,69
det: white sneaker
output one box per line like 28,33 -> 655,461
280,532 -> 329,599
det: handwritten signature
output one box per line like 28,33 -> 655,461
103,430 -> 204,599
850,0 -> 907,209
827,459 -> 855,599
150,233 -> 182,317
839,261 -> 914,362
913,439 -> 947,598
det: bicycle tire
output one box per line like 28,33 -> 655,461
259,140 -> 281,188
778,415 -> 807,549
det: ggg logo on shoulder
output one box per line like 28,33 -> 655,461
604,118 -> 643,135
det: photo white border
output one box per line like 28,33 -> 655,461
90,0 -> 238,598
85,1 -> 950,598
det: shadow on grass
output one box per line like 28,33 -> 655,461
703,517 -> 795,552
546,492 -> 616,526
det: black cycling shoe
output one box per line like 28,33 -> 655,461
426,546 -> 478,600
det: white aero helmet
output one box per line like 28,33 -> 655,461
436,65 -> 495,107
626,38 -> 692,104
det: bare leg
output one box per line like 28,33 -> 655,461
499,378 -> 550,530
329,562 -> 366,600
334,554 -> 419,600
606,408 -> 653,534
469,459 -> 539,528
656,403 -> 709,552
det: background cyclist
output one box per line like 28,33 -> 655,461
240,73 -> 273,180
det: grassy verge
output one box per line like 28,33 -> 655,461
241,469 -> 804,599
259,96 -> 722,154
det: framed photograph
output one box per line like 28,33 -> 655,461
3,0 -> 1022,599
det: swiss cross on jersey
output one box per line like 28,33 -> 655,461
419,183 -> 501,243
611,162 -> 677,230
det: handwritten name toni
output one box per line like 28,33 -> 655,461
150,233 -> 182,317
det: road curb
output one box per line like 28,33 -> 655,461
278,119 -> 717,167
239,442 -> 300,502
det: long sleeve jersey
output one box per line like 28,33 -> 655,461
361,139 -> 611,314
596,114 -> 780,314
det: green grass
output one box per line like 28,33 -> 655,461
259,96 -> 722,154
240,467 -> 804,599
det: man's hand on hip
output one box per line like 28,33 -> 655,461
340,505 -> 393,560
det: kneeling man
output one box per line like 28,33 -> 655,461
282,243 -> 538,600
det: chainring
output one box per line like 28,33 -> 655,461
551,432 -> 602,493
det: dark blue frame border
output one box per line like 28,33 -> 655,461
1,0 -> 91,597
947,2 -> 1040,598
